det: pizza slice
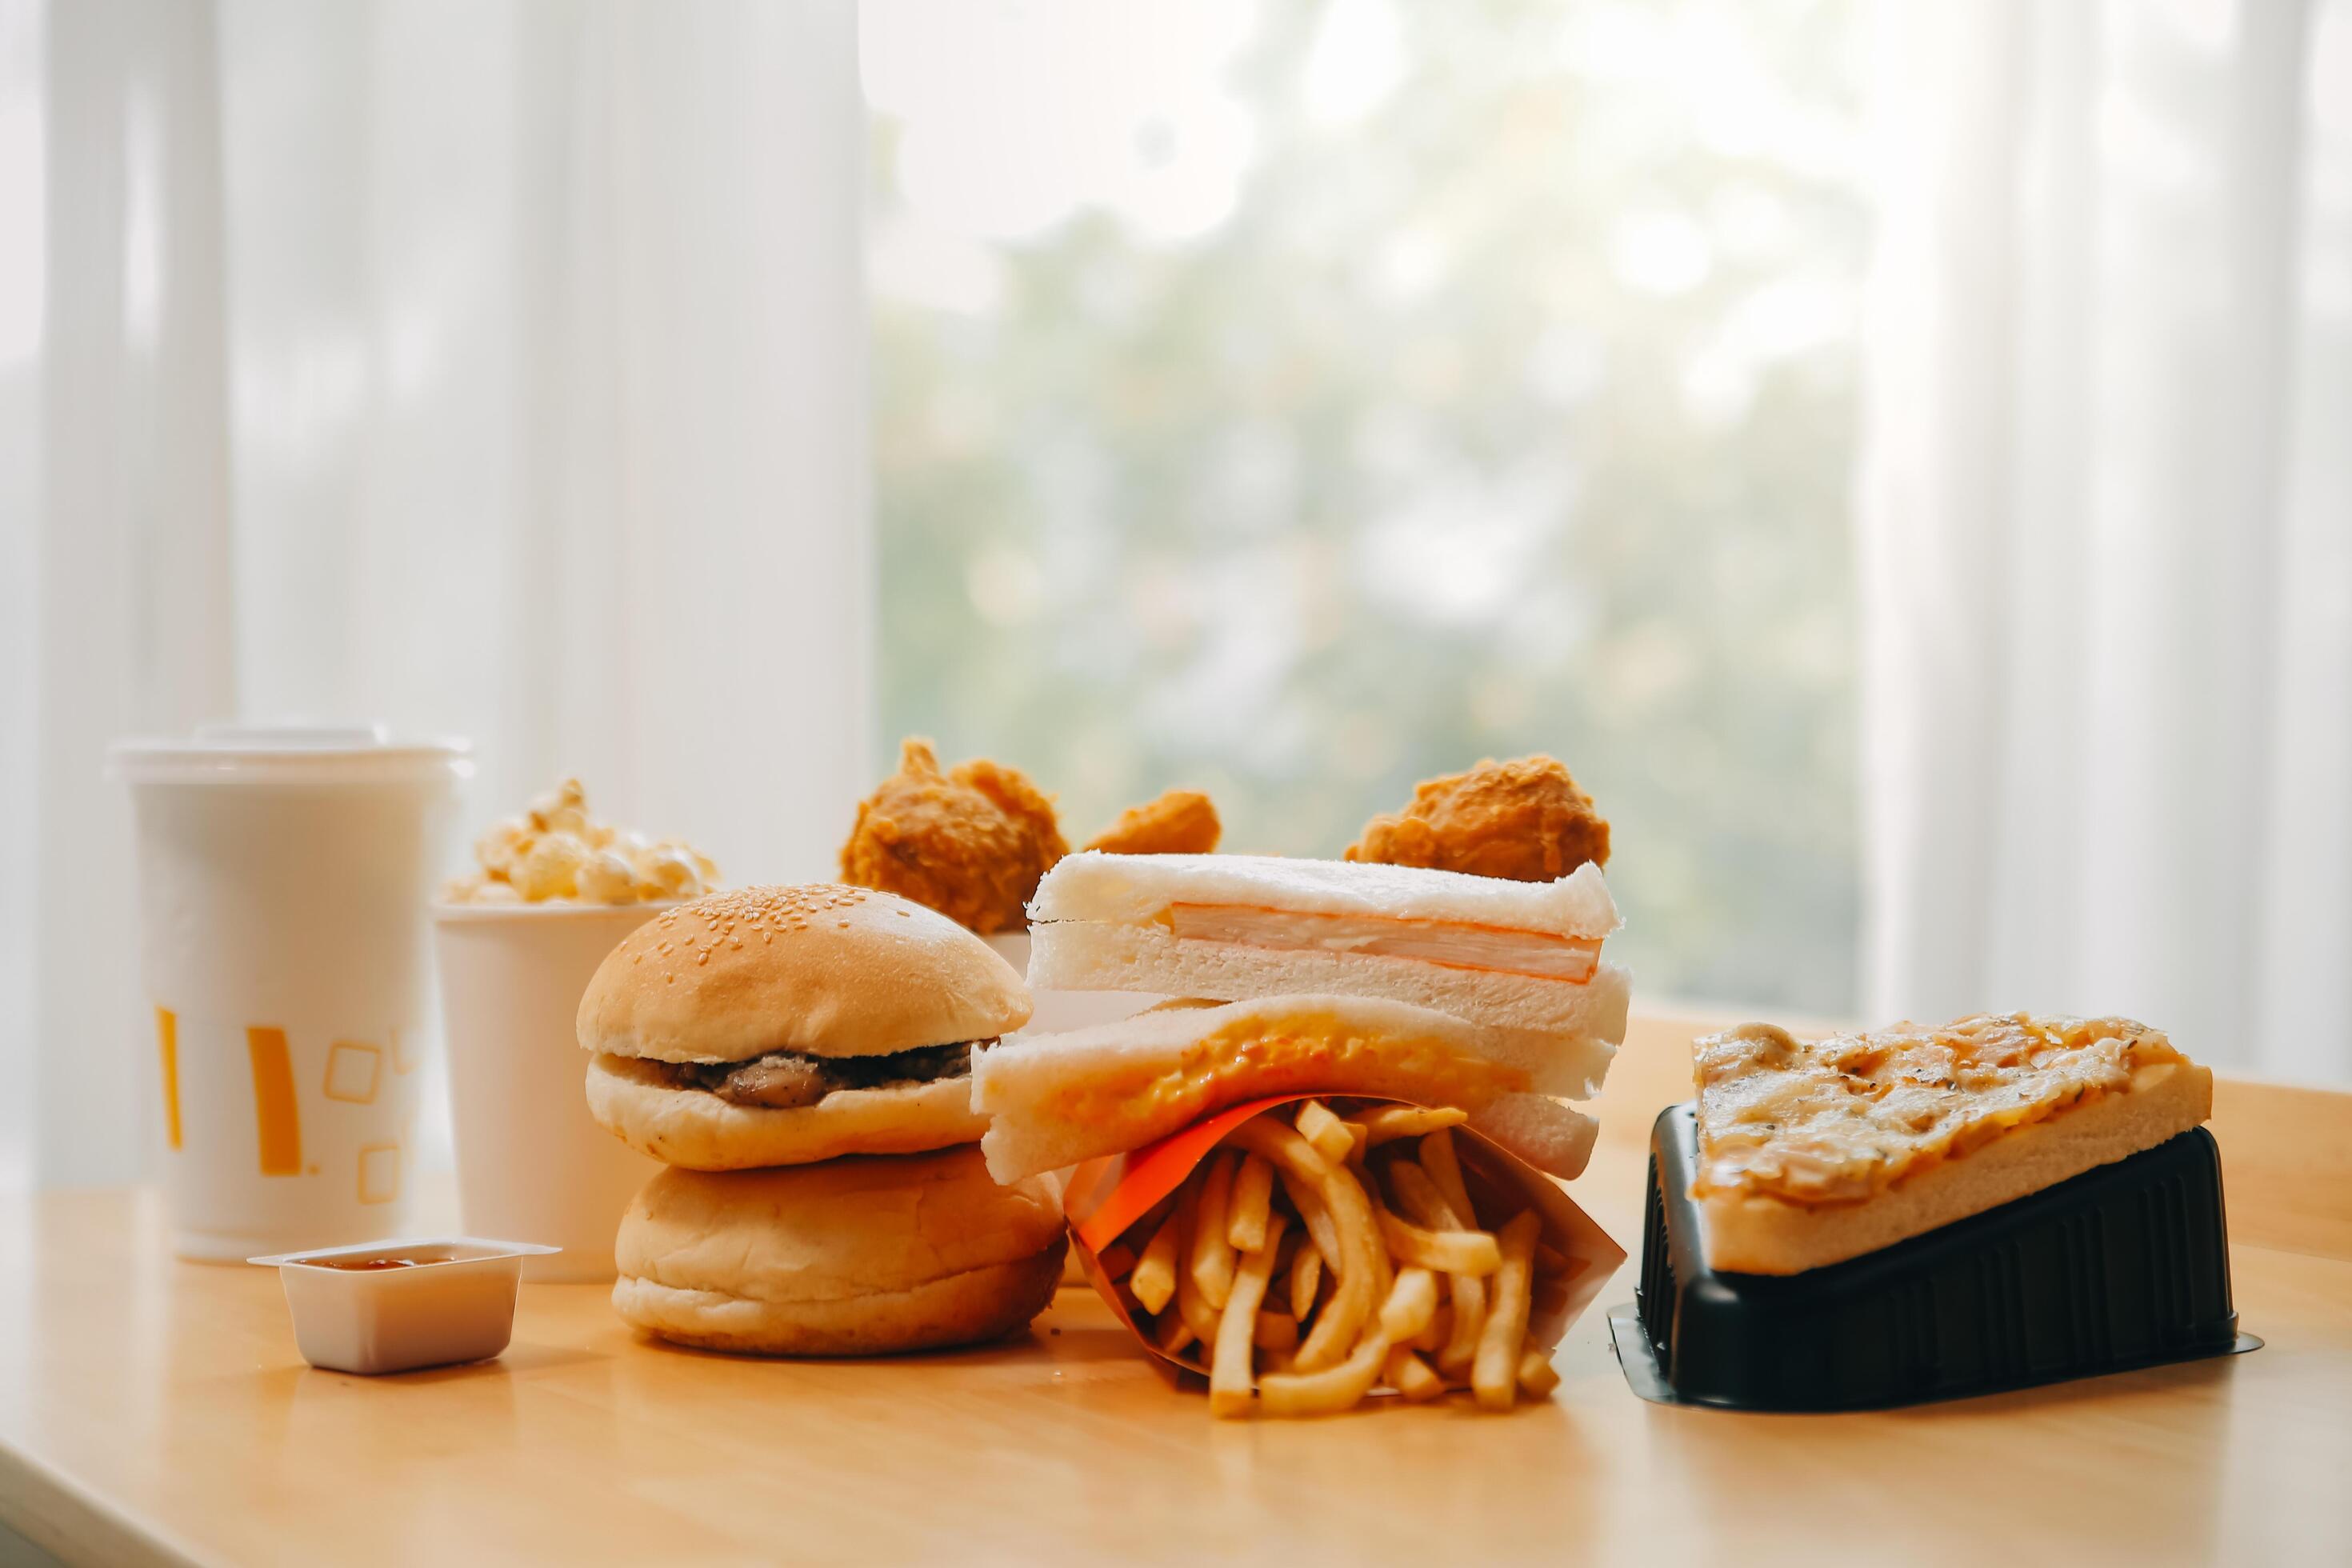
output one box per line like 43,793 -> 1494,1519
1689,1012 -> 2213,1275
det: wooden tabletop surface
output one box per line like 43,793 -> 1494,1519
4,1009 -> 2349,1566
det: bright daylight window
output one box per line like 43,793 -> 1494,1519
863,0 -> 1867,1014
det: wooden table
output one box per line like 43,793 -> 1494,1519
4,1010 -> 2348,1566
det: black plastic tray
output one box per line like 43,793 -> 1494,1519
1616,1102 -> 2254,1411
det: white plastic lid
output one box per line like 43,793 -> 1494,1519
108,721 -> 474,787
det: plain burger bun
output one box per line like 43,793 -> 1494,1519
612,1147 -> 1069,1356
586,1053 -> 990,1170
577,884 -> 1032,1066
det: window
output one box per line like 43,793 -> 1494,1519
864,0 -> 1867,1013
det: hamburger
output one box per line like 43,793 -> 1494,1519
578,884 -> 1029,1170
580,882 -> 1067,1356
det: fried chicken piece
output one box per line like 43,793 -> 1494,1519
1082,789 -> 1222,856
1345,755 -> 1610,882
839,738 -> 1068,934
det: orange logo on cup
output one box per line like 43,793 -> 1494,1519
246,1026 -> 304,1176
154,1007 -> 183,1151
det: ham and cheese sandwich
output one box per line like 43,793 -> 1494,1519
1025,852 -> 1629,1097
971,994 -> 1598,1184
1690,1013 -> 2212,1275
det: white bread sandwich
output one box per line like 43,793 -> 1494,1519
971,994 -> 1598,1184
1026,852 -> 1630,1097
1691,1013 -> 2213,1275
612,1147 -> 1066,1354
578,884 -> 1029,1170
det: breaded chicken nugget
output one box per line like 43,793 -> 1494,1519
1345,755 -> 1609,882
839,738 -> 1069,934
1082,789 -> 1222,856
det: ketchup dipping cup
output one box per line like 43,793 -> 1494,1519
110,723 -> 470,1261
249,1238 -> 558,1374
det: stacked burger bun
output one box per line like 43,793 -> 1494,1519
973,853 -> 1630,1184
578,886 -> 1066,1355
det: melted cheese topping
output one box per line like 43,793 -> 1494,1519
1162,904 -> 1602,983
1691,1013 -> 2186,1206
1039,1010 -> 1531,1130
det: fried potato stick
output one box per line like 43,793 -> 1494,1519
1210,1211 -> 1290,1418
1289,1245 -> 1323,1322
1273,1166 -> 1342,1274
1129,1205 -> 1183,1317
1376,1205 -> 1502,1276
1227,1153 -> 1274,1254
1386,1160 -> 1457,1230
1383,1345 -> 1446,1403
1294,1099 -> 1355,1166
1189,1151 -> 1239,1310
1378,1266 -> 1439,1342
1418,1127 -> 1480,1230
1473,1210 -> 1542,1411
1350,1105 -> 1470,1146
1438,1275 -> 1486,1376
1170,1179 -> 1223,1345
1259,1331 -> 1391,1418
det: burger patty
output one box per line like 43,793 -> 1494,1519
662,1040 -> 979,1111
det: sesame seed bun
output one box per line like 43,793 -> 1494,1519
611,1148 -> 1068,1356
575,884 -> 1033,1065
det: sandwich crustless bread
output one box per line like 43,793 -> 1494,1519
1024,852 -> 1630,1091
972,994 -> 1601,1185
578,885 -> 1028,1170
1690,1012 -> 2214,1275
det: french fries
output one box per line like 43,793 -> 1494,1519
1294,1098 -> 1357,1166
1210,1210 -> 1289,1418
1095,1099 -> 1570,1419
1288,1245 -> 1322,1321
1374,1204 -> 1503,1275
1350,1105 -> 1469,1146
1130,1206 -> 1182,1317
1473,1210 -> 1542,1411
1189,1151 -> 1239,1310
1227,1154 -> 1274,1253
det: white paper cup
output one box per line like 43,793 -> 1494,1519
110,724 -> 469,1262
434,902 -> 668,1281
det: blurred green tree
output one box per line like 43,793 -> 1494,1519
870,0 -> 1864,1013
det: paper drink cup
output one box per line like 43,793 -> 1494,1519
110,724 -> 470,1261
433,903 -> 668,1281
1063,1094 -> 1627,1384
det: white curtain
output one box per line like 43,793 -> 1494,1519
0,0 -> 868,1190
1861,0 -> 2352,1083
